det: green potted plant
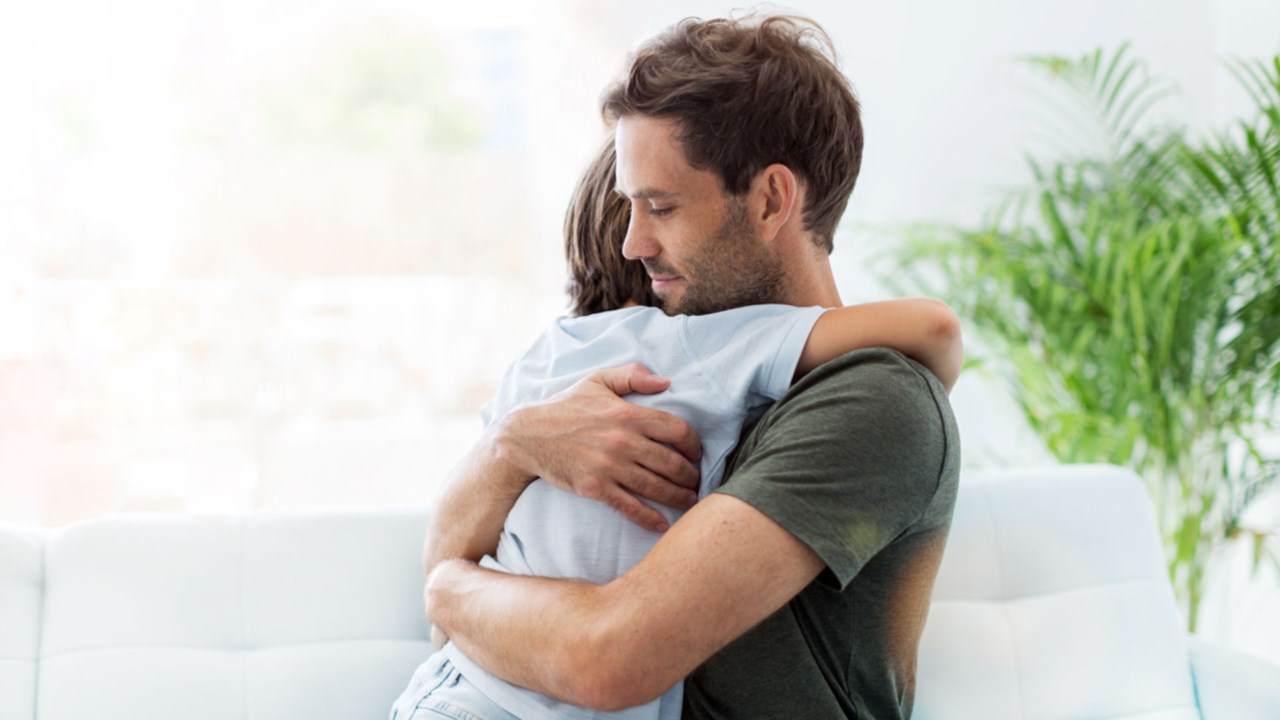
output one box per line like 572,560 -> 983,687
895,46 -> 1280,629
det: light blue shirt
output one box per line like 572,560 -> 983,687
445,303 -> 826,720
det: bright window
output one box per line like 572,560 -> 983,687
0,0 -> 617,525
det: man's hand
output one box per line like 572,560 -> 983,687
495,363 -> 703,532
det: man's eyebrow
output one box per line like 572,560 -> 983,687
614,188 -> 677,201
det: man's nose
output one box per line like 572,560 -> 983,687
622,211 -> 655,260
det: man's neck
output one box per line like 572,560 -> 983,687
778,254 -> 842,308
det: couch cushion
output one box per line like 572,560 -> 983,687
37,510 -> 433,720
0,525 -> 42,720
916,464 -> 1199,720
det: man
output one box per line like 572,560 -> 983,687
422,14 -> 960,719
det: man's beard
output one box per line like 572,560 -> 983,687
650,200 -> 786,316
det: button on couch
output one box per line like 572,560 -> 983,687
2,464 -> 1278,719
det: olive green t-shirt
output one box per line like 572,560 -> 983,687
681,349 -> 960,720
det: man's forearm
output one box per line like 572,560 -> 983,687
422,415 -> 533,575
426,559 -> 632,710
425,493 -> 828,713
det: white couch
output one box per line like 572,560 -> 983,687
2,464 -> 1278,719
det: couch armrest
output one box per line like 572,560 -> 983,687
1189,637 -> 1280,719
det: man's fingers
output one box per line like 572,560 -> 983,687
627,369 -> 673,395
632,406 -> 702,463
623,465 -> 699,509
603,420 -> 699,491
632,440 -> 700,492
583,364 -> 701,463
605,489 -> 670,532
593,363 -> 671,397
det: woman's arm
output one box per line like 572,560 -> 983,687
795,298 -> 963,391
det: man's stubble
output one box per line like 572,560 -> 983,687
650,199 -> 786,317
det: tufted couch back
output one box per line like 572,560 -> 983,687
0,465 -> 1262,719
915,465 -> 1198,719
0,511 -> 432,719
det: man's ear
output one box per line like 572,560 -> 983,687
749,164 -> 800,242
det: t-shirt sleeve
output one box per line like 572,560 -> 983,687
680,304 -> 826,414
714,348 -> 956,589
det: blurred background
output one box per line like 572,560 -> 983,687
1,0 -> 1277,667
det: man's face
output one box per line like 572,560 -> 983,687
614,115 -> 783,316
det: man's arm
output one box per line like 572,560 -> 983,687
426,492 -> 824,710
420,432 -> 529,577
422,364 -> 704,577
427,350 -> 952,711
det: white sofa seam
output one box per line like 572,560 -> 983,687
239,520 -> 248,719
979,483 -> 1028,719
33,528 -> 45,719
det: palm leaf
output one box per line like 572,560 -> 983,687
892,46 -> 1280,629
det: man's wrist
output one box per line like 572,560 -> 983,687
424,558 -> 476,628
488,402 -> 542,483
427,557 -> 477,586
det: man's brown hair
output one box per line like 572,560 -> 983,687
602,14 -> 862,252
565,136 -> 658,316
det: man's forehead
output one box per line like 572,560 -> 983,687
614,117 -> 713,199
615,113 -> 683,143
614,115 -> 689,160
